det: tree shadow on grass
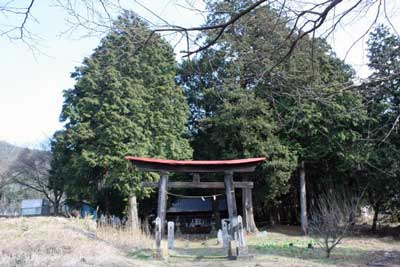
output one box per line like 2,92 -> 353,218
263,225 -> 303,236
169,246 -> 228,260
248,241 -> 381,266
352,224 -> 400,241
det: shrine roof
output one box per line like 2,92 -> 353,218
124,156 -> 266,173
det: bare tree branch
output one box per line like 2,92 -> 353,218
323,71 -> 400,98
344,0 -> 382,61
7,148 -> 64,211
310,189 -> 365,258
383,0 -> 399,36
381,114 -> 400,143
142,0 -> 268,57
1,0 -> 399,76
18,0 -> 35,39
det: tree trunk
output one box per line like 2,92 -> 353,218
371,204 -> 380,233
53,190 -> 63,215
212,195 -> 221,230
128,195 -> 139,229
326,248 -> 331,258
53,201 -> 59,215
242,187 -> 258,232
104,190 -> 111,215
299,160 -> 308,235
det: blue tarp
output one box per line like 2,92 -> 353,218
80,203 -> 97,219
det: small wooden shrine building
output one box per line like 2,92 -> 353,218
167,197 -> 228,234
125,156 -> 265,258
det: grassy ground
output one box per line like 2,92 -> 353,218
0,216 -> 155,267
1,217 -> 399,267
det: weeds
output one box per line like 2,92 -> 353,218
0,216 -> 152,267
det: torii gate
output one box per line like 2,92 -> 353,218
125,156 -> 265,258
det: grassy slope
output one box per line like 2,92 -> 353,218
1,217 -> 399,267
0,217 -> 156,267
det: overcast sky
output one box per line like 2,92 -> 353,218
0,0 -> 399,148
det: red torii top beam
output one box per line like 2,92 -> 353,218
124,156 -> 266,173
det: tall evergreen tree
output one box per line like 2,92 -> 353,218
361,25 -> 400,231
179,0 -> 367,227
192,89 -> 297,207
54,12 -> 192,214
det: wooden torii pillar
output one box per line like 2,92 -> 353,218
125,156 -> 266,259
224,171 -> 237,219
157,171 -> 168,237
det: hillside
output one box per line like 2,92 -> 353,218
0,141 -> 24,177
0,141 -> 49,213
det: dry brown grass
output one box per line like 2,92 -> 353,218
1,218 -> 399,267
0,216 -> 155,267
96,223 -> 153,252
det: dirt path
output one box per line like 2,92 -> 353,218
366,251 -> 400,267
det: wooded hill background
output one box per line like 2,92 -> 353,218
0,141 -> 47,213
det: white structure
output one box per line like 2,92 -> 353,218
217,229 -> 223,245
168,221 -> 175,249
20,199 -> 50,216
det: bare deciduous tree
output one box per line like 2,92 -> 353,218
1,1 -> 398,60
0,172 -> 12,192
309,190 -> 364,258
9,148 -> 64,214
1,1 -> 399,111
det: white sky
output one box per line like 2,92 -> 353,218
0,0 -> 399,148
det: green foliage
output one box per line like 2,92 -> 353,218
179,0 -> 366,211
53,12 -> 192,213
49,3 -> 400,222
193,89 -> 297,205
360,25 -> 400,217
366,25 -> 400,128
